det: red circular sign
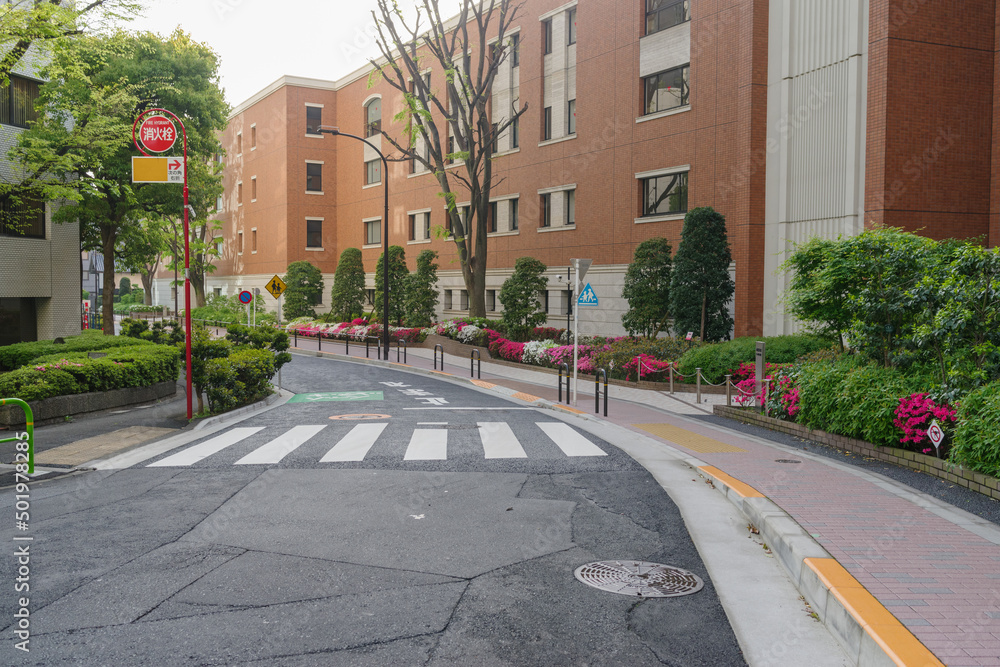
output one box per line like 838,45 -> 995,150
138,116 -> 177,153
238,290 -> 253,304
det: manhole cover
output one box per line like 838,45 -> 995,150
574,561 -> 704,598
775,459 -> 801,464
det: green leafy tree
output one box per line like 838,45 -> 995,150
374,246 -> 409,325
670,207 -> 735,342
781,237 -> 856,349
187,325 -> 231,414
119,277 -> 131,298
500,257 -> 548,340
9,30 -> 228,334
330,247 -> 366,321
369,0 -> 528,318
117,215 -> 171,306
282,261 -> 324,320
405,250 -> 440,327
622,238 -> 673,339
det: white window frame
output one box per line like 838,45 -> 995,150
634,165 -> 689,223
305,217 -> 324,251
362,216 -> 382,248
305,159 -> 325,195
305,103 -> 324,137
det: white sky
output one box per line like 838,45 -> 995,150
127,0 -> 465,107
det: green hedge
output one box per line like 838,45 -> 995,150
205,348 -> 275,413
796,359 -> 932,447
677,335 -> 835,383
0,331 -> 155,373
590,338 -> 702,380
0,344 -> 181,402
951,382 -> 1000,477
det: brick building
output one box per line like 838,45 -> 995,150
153,0 -> 999,338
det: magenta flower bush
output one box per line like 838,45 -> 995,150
893,393 -> 957,452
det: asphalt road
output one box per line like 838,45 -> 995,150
1,356 -> 751,666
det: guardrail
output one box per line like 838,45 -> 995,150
0,398 -> 34,474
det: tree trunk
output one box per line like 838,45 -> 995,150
699,291 -> 707,341
141,271 -> 154,306
101,228 -> 117,336
190,272 -> 206,309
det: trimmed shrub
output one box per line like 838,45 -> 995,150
0,366 -> 81,402
951,382 -> 1000,477
205,348 -> 276,413
0,331 -> 154,372
590,338 -> 698,381
225,323 -> 291,373
677,334 -> 834,383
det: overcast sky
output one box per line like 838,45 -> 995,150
127,0 -> 465,107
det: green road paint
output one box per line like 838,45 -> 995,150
288,391 -> 385,403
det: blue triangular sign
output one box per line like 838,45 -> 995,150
577,283 -> 599,306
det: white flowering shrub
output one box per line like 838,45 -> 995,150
457,324 -> 482,343
522,339 -> 558,366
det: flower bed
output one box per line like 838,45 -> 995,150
284,317 -> 429,344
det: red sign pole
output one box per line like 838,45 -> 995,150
134,108 -> 193,420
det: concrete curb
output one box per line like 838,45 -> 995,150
308,349 -> 944,667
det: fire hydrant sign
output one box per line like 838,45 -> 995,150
132,157 -> 184,183
138,116 -> 178,153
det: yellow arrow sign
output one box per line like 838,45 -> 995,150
266,275 -> 286,299
132,156 -> 184,183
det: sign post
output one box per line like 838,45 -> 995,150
755,341 -> 766,408
927,420 -> 945,458
570,259 -> 594,404
266,275 -> 287,390
132,109 -> 192,419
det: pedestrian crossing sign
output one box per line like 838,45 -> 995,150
266,275 -> 286,299
577,283 -> 599,307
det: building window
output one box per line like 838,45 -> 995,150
238,231 -> 244,254
0,76 -> 40,128
213,237 -> 223,253
306,219 -> 323,248
491,122 -> 499,155
646,0 -> 690,36
444,290 -> 453,310
543,106 -> 552,141
567,8 -> 577,45
423,213 -> 431,239
487,289 -> 497,312
511,33 -> 520,67
214,287 -> 222,297
641,171 -> 688,216
511,116 -> 520,148
250,125 -> 256,149
567,99 -> 576,135
251,229 -> 257,253
216,195 -> 223,212
237,181 -> 243,205
460,290 -> 469,311
365,98 -> 381,137
365,219 -> 381,245
539,290 -> 550,313
365,159 -> 381,185
447,134 -> 455,164
488,201 -> 498,233
511,198 -> 519,230
306,162 -> 323,192
565,189 -> 575,225
306,106 -> 322,134
251,177 -> 257,201
0,193 -> 45,239
542,18 -> 553,55
366,289 -> 376,307
236,132 -> 242,155
644,64 -> 690,115
540,193 -> 551,228
408,214 -> 417,241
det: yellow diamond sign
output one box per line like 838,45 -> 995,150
266,275 -> 286,299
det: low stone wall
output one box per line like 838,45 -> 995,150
713,405 -> 1000,501
0,380 -> 178,427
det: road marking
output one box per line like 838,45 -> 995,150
418,422 -> 449,425
403,407 -> 536,410
478,422 -> 528,459
404,429 -> 448,460
319,423 -> 387,462
235,425 -> 326,465
537,423 -> 608,457
147,427 -> 264,467
633,423 -> 747,454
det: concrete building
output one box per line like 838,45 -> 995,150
0,48 -> 80,346
154,0 -> 999,338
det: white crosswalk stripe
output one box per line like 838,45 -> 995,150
320,423 -> 388,462
537,422 -> 609,457
148,427 -> 265,467
145,422 -> 607,467
235,425 -> 326,465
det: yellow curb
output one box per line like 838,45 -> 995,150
470,379 -> 497,389
429,371 -> 453,376
697,465 -> 764,498
804,558 -> 943,667
513,392 -> 540,402
554,404 -> 587,415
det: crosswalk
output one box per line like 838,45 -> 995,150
146,422 -> 608,467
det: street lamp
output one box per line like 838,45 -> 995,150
316,126 -> 390,360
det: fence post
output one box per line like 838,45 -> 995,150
398,339 -> 407,364
471,349 -> 480,379
433,344 -> 444,370
669,365 -> 674,394
761,378 -> 770,416
317,331 -> 322,352
558,363 -> 569,403
596,368 -> 609,417
635,357 -> 641,385
725,374 -> 732,407
346,335 -> 349,355
696,368 -> 702,405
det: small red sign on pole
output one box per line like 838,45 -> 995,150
927,420 -> 945,449
138,116 -> 178,153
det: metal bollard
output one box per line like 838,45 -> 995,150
558,363 -> 569,403
669,365 -> 674,394
596,368 -> 608,417
346,335 -> 350,355
317,331 -> 321,352
725,374 -> 732,406
696,368 -> 702,404
433,344 -> 444,370
471,349 -> 481,379
398,339 -> 407,364
293,330 -> 297,347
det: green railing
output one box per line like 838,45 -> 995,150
1,398 -> 34,474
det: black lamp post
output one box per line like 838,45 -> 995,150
317,126 -> 390,360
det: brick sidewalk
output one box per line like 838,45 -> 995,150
290,338 -> 1000,666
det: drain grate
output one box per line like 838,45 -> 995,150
775,459 -> 802,464
574,561 -> 704,598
